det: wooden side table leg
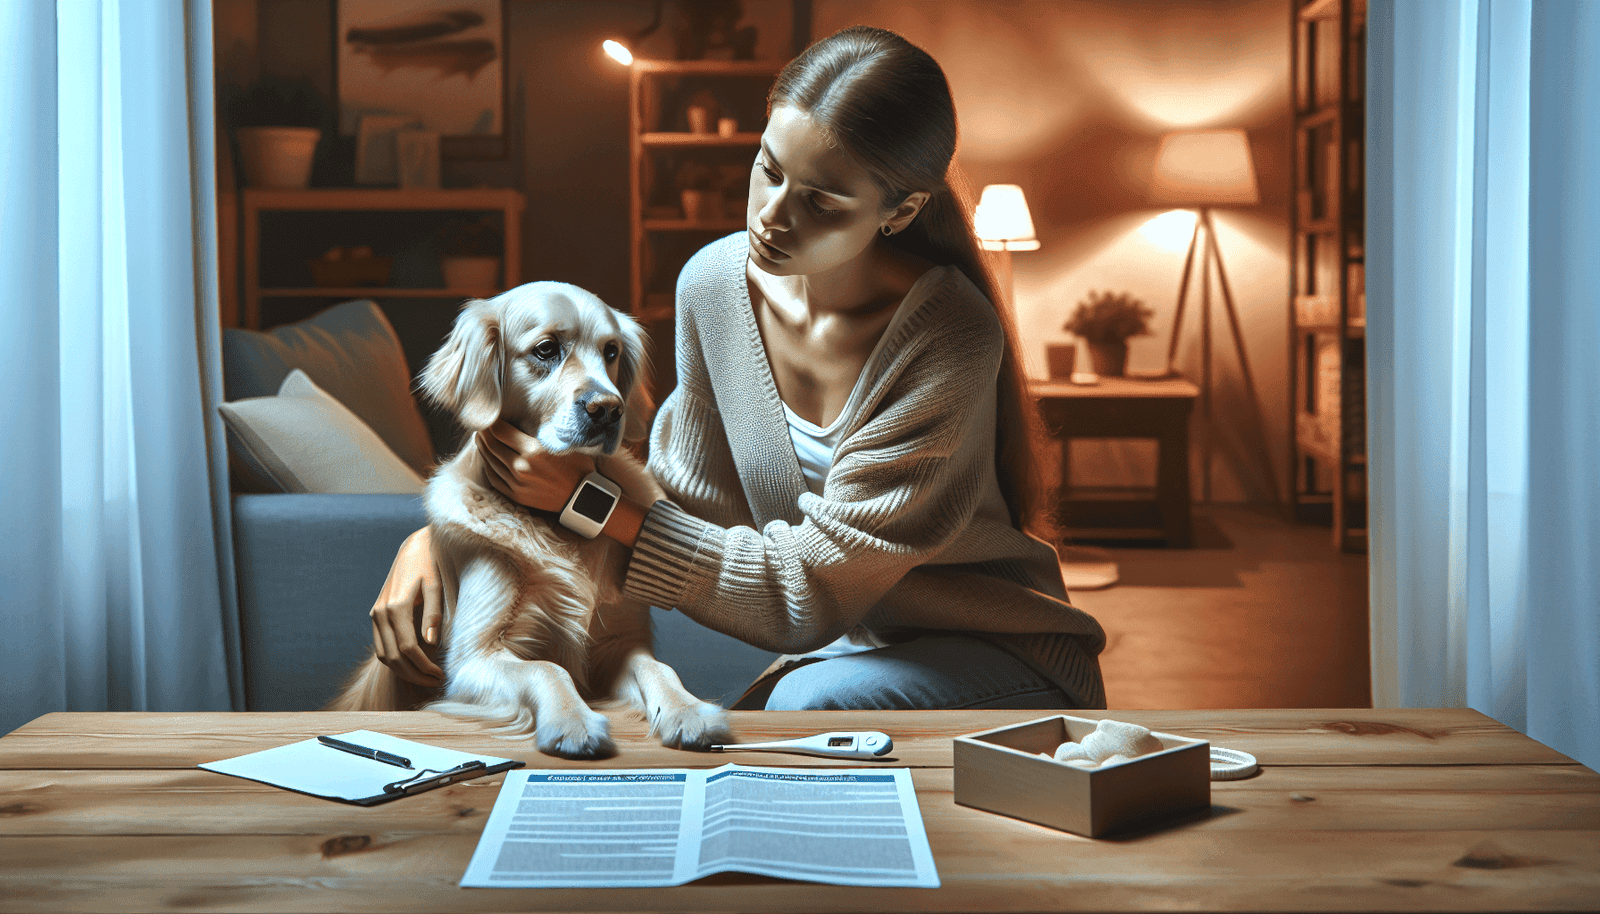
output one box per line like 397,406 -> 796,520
1157,408 -> 1194,547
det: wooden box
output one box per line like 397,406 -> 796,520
953,715 -> 1210,838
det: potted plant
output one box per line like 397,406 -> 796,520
676,161 -> 718,223
1063,290 -> 1155,377
223,77 -> 326,189
439,217 -> 504,291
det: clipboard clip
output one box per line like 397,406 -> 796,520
383,759 -> 487,795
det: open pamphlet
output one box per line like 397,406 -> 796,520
461,764 -> 940,888
199,730 -> 522,806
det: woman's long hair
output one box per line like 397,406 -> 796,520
768,26 -> 1059,540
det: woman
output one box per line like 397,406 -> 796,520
370,25 -> 1107,711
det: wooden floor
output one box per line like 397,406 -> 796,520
1067,504 -> 1371,711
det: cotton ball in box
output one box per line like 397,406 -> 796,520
1052,719 -> 1165,768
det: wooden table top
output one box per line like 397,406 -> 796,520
2,708 -> 1596,913
1032,376 -> 1201,399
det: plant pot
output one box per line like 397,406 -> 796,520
1086,341 -> 1128,377
236,126 -> 320,189
1046,343 -> 1077,379
681,189 -> 714,223
441,256 -> 501,291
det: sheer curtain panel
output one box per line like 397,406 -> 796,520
0,0 -> 242,736
1368,0 -> 1598,771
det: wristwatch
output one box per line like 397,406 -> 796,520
559,472 -> 621,538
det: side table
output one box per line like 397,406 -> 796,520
1032,376 -> 1198,547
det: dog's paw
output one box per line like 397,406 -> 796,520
653,701 -> 732,751
536,706 -> 616,759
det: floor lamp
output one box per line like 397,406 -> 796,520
975,184 -> 1119,590
1150,130 -> 1281,505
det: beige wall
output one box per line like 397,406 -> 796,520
225,0 -> 1290,503
816,0 -> 1291,503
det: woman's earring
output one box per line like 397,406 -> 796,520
881,224 -> 894,236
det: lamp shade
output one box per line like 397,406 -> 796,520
974,184 -> 1041,251
1150,129 -> 1260,206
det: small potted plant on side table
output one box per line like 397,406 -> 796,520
439,217 -> 504,291
1063,290 -> 1155,377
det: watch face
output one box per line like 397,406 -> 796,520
571,481 -> 616,522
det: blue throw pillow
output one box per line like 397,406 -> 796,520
222,300 -> 434,476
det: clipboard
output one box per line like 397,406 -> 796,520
199,729 -> 523,806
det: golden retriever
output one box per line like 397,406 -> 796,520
328,282 -> 730,759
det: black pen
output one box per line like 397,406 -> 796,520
317,735 -> 413,769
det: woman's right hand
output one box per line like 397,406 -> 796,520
370,526 -> 446,687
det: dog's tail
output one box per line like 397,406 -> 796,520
423,698 -> 538,738
324,654 -> 438,711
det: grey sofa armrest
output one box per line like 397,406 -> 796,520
233,493 -> 427,711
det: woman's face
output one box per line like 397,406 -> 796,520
746,104 -> 896,277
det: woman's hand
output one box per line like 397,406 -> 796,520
370,526 -> 445,687
477,419 -> 594,512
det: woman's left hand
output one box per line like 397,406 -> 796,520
476,420 -> 595,512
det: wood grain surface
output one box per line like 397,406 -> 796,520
2,709 -> 1596,913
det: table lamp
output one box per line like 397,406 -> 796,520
1149,128 -> 1277,504
976,184 -> 1119,589
974,183 -> 1040,307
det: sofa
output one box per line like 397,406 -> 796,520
220,299 -> 776,712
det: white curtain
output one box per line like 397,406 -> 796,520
1368,0 -> 1599,771
0,0 -> 242,736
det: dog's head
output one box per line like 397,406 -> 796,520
419,282 -> 651,455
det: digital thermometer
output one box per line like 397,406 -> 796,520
709,731 -> 894,760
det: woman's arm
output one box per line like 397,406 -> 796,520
369,526 -> 445,686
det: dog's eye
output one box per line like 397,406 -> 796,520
603,342 -> 620,362
532,339 -> 561,361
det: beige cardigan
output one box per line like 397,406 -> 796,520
624,234 -> 1106,708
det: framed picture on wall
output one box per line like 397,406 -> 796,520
335,0 -> 507,159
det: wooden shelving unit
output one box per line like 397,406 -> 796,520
625,59 -> 784,321
1289,0 -> 1367,552
240,188 -> 524,329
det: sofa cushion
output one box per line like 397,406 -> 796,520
218,370 -> 425,495
222,299 -> 434,474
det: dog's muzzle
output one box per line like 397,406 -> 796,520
573,390 -> 624,451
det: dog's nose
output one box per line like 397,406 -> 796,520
577,391 -> 623,428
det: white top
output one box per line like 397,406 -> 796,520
781,267 -> 943,495
778,268 -> 942,660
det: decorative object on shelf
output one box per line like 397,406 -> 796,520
336,0 -> 507,159
973,184 -> 1040,309
717,116 -> 738,137
686,104 -> 712,134
236,127 -> 322,189
308,245 -> 392,288
396,128 -> 441,189
354,115 -> 420,185
676,161 -> 718,222
225,77 -> 328,190
439,216 -> 503,290
670,0 -> 758,60
1063,290 -> 1154,378
1046,343 -> 1076,380
1149,127 -> 1278,504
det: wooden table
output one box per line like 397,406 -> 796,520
1033,377 -> 1199,547
2,709 -> 1597,912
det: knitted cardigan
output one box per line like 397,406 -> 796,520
623,233 -> 1107,708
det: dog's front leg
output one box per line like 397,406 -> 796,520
435,650 -> 614,759
614,647 -> 732,751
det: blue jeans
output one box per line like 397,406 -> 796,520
730,635 -> 1079,711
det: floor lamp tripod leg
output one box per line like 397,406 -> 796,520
1203,210 -> 1283,506
1164,214 -> 1203,377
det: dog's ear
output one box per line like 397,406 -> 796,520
419,297 -> 503,430
614,311 -> 654,443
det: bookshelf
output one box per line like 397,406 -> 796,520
625,59 -> 784,322
240,188 -> 524,330
1289,0 -> 1367,552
